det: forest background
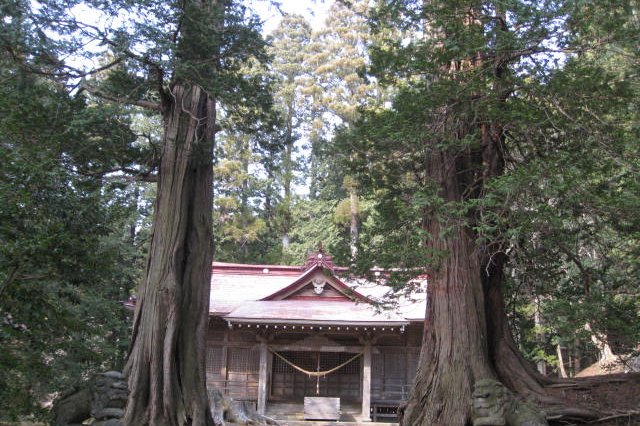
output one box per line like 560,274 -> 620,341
0,0 -> 639,423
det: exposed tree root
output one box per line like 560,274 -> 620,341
210,390 -> 279,426
540,373 -> 640,424
585,411 -> 640,424
483,265 -> 621,424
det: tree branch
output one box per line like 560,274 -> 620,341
0,265 -> 20,299
555,240 -> 591,295
65,57 -> 125,79
73,165 -> 159,182
73,21 -> 169,102
79,82 -> 162,111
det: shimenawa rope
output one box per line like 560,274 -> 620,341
268,347 -> 363,378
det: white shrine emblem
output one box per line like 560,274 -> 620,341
312,277 -> 326,295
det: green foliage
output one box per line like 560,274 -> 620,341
0,60 -> 147,421
266,14 -> 313,245
213,142 -> 272,263
284,199 -> 349,265
212,2 -> 391,266
493,37 -> 640,363
1,0 -> 272,420
342,0 -> 640,372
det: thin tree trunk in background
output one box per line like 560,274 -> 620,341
281,97 -> 294,250
265,169 -> 273,221
124,83 -> 215,426
241,138 -> 250,214
281,140 -> 292,250
572,338 -> 581,375
349,186 -> 358,261
557,345 -> 568,378
585,323 -> 616,363
308,133 -> 320,200
534,299 -> 547,375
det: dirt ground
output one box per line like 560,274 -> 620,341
547,372 -> 640,425
3,375 -> 639,425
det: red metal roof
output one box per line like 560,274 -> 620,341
260,263 -> 369,302
212,261 -> 303,276
223,300 -> 408,326
210,251 -> 426,325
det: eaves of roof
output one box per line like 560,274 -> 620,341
224,318 -> 408,327
212,261 -> 303,276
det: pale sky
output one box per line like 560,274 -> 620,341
65,1 -> 333,74
70,1 -> 333,37
250,0 -> 333,34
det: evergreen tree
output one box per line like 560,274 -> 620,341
288,0 -> 387,262
213,125 -> 282,263
266,14 -> 313,254
0,51 -> 145,420
1,0 -> 272,423
343,0 -> 640,422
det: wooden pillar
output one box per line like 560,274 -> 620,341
257,340 -> 268,414
221,329 -> 228,393
361,342 -> 372,421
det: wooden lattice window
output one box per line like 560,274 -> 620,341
206,346 -> 224,377
226,346 -> 260,399
372,348 -> 413,402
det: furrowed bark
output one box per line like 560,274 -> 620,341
123,82 -> 215,426
401,149 -> 495,426
400,147 -> 594,424
400,17 -> 595,419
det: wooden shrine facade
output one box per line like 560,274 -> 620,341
206,251 -> 426,421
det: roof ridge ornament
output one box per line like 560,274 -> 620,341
302,242 -> 337,272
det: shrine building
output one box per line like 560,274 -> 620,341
206,250 -> 426,422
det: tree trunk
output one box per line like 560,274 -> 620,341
401,149 -> 495,425
400,120 -> 597,426
281,95 -> 294,251
123,82 -> 215,426
534,300 -> 547,375
556,344 -> 568,378
483,252 -> 556,396
349,185 -> 359,261
400,160 -> 557,424
210,389 -> 278,426
400,110 -> 569,424
585,323 -> 616,363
